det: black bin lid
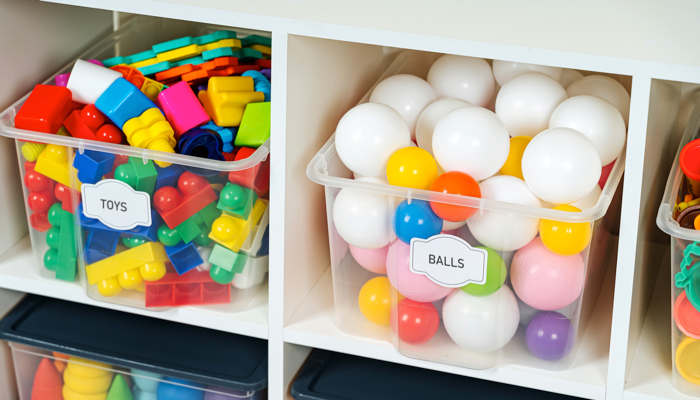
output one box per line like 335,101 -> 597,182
0,295 -> 267,391
292,350 -> 582,400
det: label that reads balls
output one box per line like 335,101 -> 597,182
81,179 -> 152,230
410,235 -> 488,288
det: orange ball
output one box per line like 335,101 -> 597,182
429,171 -> 480,222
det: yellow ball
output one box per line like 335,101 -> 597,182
540,205 -> 592,256
118,268 -> 143,289
63,366 -> 113,394
358,277 -> 395,325
66,357 -> 112,377
386,147 -> 438,190
500,136 -> 532,180
140,261 -> 167,281
96,277 -> 122,297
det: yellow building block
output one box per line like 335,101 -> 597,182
199,90 -> 265,127
129,57 -> 158,69
209,76 -> 254,93
86,242 -> 168,285
200,38 -> 242,52
122,108 -> 176,167
140,78 -> 167,101
63,357 -> 113,400
35,144 -> 82,190
249,44 -> 272,56
209,199 -> 266,252
156,44 -> 199,63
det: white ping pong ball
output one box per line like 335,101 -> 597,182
335,103 -> 411,178
432,106 -> 510,181
332,184 -> 392,250
567,75 -> 631,126
427,55 -> 495,107
369,74 -> 437,140
522,127 -> 602,205
559,69 -> 584,88
549,95 -> 626,165
570,185 -> 602,211
415,98 -> 471,156
495,72 -> 568,137
492,60 -> 563,86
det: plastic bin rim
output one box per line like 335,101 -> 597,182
0,15 -> 269,173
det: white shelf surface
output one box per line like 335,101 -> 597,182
285,264 -> 615,400
0,236 -> 269,339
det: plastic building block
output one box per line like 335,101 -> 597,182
31,358 -> 63,400
73,149 -> 116,184
122,108 -> 176,166
195,30 -> 238,45
158,81 -> 211,137
111,65 -> 146,89
106,374 -> 133,400
157,201 -> 217,246
198,76 -> 264,126
217,182 -> 257,220
102,56 -> 125,68
209,199 -> 266,252
165,241 -> 203,275
63,357 -> 114,400
200,38 -> 242,53
228,147 -> 270,196
127,49 -> 157,64
249,44 -> 272,56
209,244 -> 247,273
138,61 -> 172,76
141,77 -> 167,101
21,142 -> 46,162
157,43 -> 199,63
86,242 -> 168,297
153,171 -> 218,228
15,84 -> 73,134
84,229 -> 120,264
155,63 -> 198,82
54,182 -> 80,213
79,207 -> 162,242
67,60 -> 123,104
122,236 -> 149,248
172,55 -> 206,68
230,48 -> 263,63
201,47 -> 235,61
24,161 -> 57,231
240,34 -> 272,47
35,144 -> 81,189
200,121 -> 236,153
176,128 -> 225,161
43,203 -> 77,281
242,70 -> 271,101
258,225 -> 269,256
114,157 -> 158,195
95,78 -> 158,129
232,254 -> 269,289
64,105 -> 124,144
155,164 -> 185,191
130,57 -> 158,69
104,154 -> 129,179
153,36 -> 194,54
235,102 -> 271,148
145,269 -> 230,307
255,59 -> 272,69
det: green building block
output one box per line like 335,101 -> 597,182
43,203 -> 77,281
174,215 -> 202,244
195,30 -> 238,46
209,244 -> 247,273
240,34 -> 271,47
217,183 -> 257,220
114,157 -> 158,195
122,236 -> 149,248
230,48 -> 263,63
198,201 -> 220,229
235,102 -> 271,149
106,374 -> 134,400
157,201 -> 219,246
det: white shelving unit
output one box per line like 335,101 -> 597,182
0,1 -> 697,399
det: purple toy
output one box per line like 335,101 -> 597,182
525,311 -> 575,361
260,69 -> 271,81
55,73 -> 70,87
87,59 -> 105,67
204,386 -> 254,400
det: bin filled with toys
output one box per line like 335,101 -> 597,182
0,16 -> 271,312
308,51 -> 627,369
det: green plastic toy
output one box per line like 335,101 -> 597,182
235,102 -> 270,149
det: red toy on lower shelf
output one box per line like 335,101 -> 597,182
145,270 -> 230,307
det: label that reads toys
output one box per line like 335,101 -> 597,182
410,235 -> 488,288
81,180 -> 152,230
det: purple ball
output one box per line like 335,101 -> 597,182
525,311 -> 575,361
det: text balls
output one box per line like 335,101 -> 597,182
549,95 -> 626,165
495,72 -> 567,137
386,147 -> 438,190
442,285 -> 520,353
511,237 -> 584,310
429,171 -> 480,222
466,175 -> 541,251
333,186 -> 392,249
335,103 -> 411,177
460,247 -> 506,296
499,136 -> 532,180
415,98 -> 471,155
391,299 -> 440,344
492,60 -> 563,86
432,106 -> 510,181
427,55 -> 495,107
567,75 -> 630,126
521,127 -> 602,205
369,74 -> 437,140
539,205 -> 592,256
387,240 -> 453,302
358,277 -> 394,325
525,311 -> 575,361
394,199 -> 443,244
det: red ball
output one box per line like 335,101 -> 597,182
54,183 -> 68,202
154,186 -> 181,211
30,213 -> 51,232
390,299 -> 440,345
95,124 -> 123,144
80,104 -> 106,131
28,192 -> 54,213
429,171 -> 481,222
178,172 -> 207,194
24,170 -> 50,191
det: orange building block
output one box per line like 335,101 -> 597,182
32,358 -> 64,400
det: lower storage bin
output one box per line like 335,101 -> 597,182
0,296 -> 268,400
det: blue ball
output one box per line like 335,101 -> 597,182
157,377 -> 205,400
394,199 -> 443,244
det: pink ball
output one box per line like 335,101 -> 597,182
349,244 -> 389,274
386,241 -> 453,302
511,237 -> 584,311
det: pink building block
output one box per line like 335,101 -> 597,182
157,81 -> 210,138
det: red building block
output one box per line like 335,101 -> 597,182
145,270 -> 230,307
154,171 -> 218,229
24,162 -> 56,232
103,154 -> 129,179
228,147 -> 270,196
15,85 -> 73,134
54,183 -> 80,213
255,59 -> 271,69
63,105 -> 124,144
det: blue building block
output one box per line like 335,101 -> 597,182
73,150 -> 116,185
200,122 -> 236,153
95,78 -> 158,129
201,47 -> 234,61
242,70 -> 271,102
138,61 -> 172,76
194,30 -> 237,46
102,56 -> 125,68
78,208 -> 162,242
152,37 -> 194,54
258,225 -> 269,256
157,377 -> 205,400
154,164 -> 185,192
165,242 -> 203,275
84,229 -> 120,264
230,48 -> 263,63
172,56 -> 205,68
240,34 -> 271,47
126,49 -> 156,64
177,128 -> 224,162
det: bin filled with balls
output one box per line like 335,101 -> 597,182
308,50 -> 627,369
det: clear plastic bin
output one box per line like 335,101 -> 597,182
657,99 -> 700,395
307,51 -> 625,370
0,16 -> 271,312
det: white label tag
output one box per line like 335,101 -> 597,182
410,234 -> 488,288
81,180 -> 152,231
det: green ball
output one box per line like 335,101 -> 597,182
44,249 -> 58,271
460,246 -> 506,297
45,227 -> 60,249
220,184 -> 246,210
157,224 -> 182,247
114,164 -> 137,189
210,265 -> 235,284
123,236 -> 149,248
47,203 -> 63,227
193,233 -> 213,247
